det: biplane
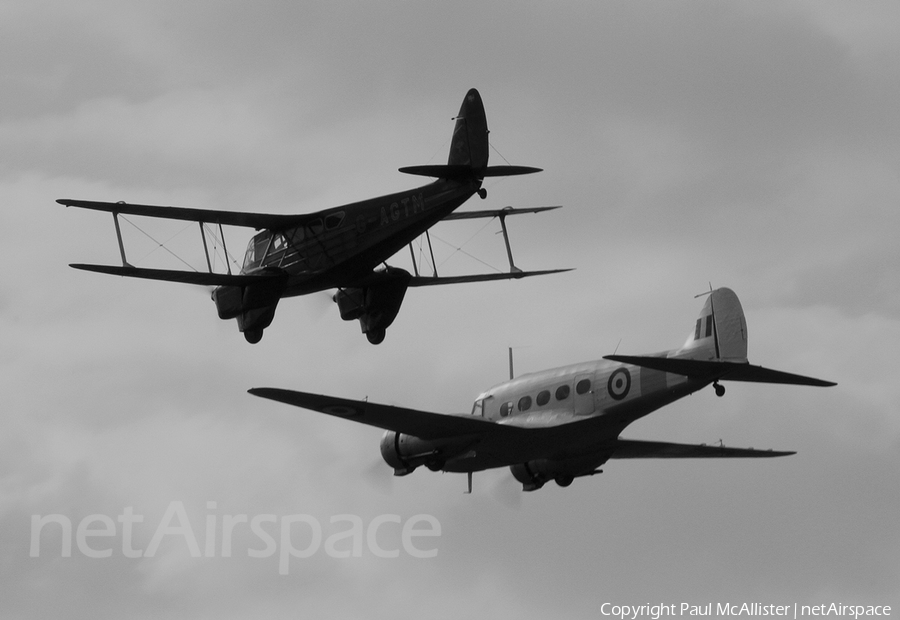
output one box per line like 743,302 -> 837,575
250,287 -> 836,492
59,89 -> 569,344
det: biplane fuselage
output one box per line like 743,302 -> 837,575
238,177 -> 480,294
61,89 -> 567,344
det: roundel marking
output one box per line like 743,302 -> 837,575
323,404 -> 361,418
607,368 -> 631,400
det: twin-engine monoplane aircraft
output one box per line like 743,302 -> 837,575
60,89 -> 568,344
250,288 -> 835,492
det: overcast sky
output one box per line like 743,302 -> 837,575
2,1 -> 898,618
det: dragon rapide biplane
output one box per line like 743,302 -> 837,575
60,89 -> 568,344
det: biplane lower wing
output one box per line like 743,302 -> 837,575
57,198 -> 308,231
408,268 -> 572,287
607,438 -> 795,459
70,263 -> 278,287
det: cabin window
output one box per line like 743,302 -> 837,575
307,219 -> 323,236
555,385 -> 570,401
536,390 -> 550,406
499,402 -> 512,418
576,379 -> 592,395
517,396 -> 532,412
325,212 -> 345,230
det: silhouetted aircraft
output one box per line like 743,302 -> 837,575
60,89 -> 568,344
250,288 -> 835,492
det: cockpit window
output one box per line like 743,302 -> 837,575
243,232 -> 271,270
471,399 -> 484,417
499,402 -> 512,418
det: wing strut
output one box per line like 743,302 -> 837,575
199,223 -> 213,273
498,211 -> 521,273
407,230 -> 441,278
112,211 -> 132,268
219,223 -> 232,275
426,230 -> 438,277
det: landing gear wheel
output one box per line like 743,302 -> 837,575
365,328 -> 386,345
555,475 -> 574,488
714,381 -> 725,397
244,329 -> 263,344
477,188 -> 487,199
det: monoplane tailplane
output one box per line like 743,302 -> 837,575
604,287 -> 836,387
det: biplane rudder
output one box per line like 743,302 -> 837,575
675,287 -> 748,362
447,88 -> 489,169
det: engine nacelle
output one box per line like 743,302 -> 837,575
211,272 -> 287,343
510,453 -> 611,491
380,431 -> 474,476
334,267 -> 412,344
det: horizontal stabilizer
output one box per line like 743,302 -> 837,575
58,198 -> 308,231
608,438 -> 795,459
70,263 -> 279,287
603,355 -> 836,387
248,388 -> 513,441
408,268 -> 572,287
398,165 -> 542,179
443,206 -> 561,221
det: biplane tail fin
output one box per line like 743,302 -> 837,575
399,89 -> 542,180
448,88 -> 489,169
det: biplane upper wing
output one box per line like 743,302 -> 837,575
248,387 -> 523,441
441,205 -> 561,221
57,198 -> 309,231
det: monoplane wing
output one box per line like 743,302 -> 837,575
70,264 -> 281,287
58,198 -> 309,231
607,438 -> 795,459
248,388 -> 513,441
603,355 -> 836,387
